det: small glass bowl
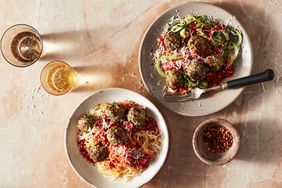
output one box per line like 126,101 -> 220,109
192,118 -> 240,165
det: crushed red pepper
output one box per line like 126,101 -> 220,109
202,125 -> 233,153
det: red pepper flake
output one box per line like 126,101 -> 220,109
202,125 -> 233,153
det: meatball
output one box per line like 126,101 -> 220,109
106,126 -> 128,145
88,142 -> 109,162
187,35 -> 209,57
77,114 -> 96,132
124,147 -> 147,167
205,55 -> 224,71
211,30 -> 228,47
99,102 -> 125,121
165,71 -> 184,90
163,33 -> 181,50
185,59 -> 206,81
127,106 -> 146,126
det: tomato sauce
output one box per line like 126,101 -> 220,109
205,64 -> 234,86
77,138 -> 95,164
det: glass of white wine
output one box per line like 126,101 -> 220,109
40,60 -> 78,96
1,24 -> 43,67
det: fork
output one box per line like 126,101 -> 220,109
164,69 -> 275,102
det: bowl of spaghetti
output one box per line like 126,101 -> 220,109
65,88 -> 169,188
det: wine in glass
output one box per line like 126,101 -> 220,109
40,60 -> 78,96
1,24 -> 43,67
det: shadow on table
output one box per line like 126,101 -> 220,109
39,30 -> 96,62
235,118 -> 282,163
71,63 -> 122,92
38,23 -> 125,63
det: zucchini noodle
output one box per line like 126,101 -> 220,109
154,14 -> 243,94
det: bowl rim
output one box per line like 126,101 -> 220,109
192,118 -> 240,165
64,88 -> 169,187
138,2 -> 254,116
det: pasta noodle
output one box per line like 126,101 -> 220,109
76,100 -> 162,181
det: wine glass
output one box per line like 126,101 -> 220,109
1,24 -> 43,67
40,60 -> 78,96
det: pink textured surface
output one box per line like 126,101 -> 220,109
0,0 -> 282,188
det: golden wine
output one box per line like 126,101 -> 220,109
47,64 -> 77,94
11,31 -> 42,62
41,61 -> 77,95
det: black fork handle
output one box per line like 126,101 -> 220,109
227,69 -> 275,89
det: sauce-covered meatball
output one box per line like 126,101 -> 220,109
127,106 -> 146,126
165,71 -> 184,90
77,114 -> 96,132
164,33 -> 181,50
187,35 -> 209,57
185,59 -> 206,81
98,102 -> 125,121
205,55 -> 223,71
88,142 -> 109,162
106,126 -> 128,145
211,30 -> 228,47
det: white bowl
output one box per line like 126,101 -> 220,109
65,88 -> 169,188
139,2 -> 253,116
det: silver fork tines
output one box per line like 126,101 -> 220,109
163,84 -> 225,102
164,93 -> 194,102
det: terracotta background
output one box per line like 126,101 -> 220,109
0,0 -> 282,187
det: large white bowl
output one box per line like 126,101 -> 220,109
139,2 -> 253,116
65,88 -> 169,188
